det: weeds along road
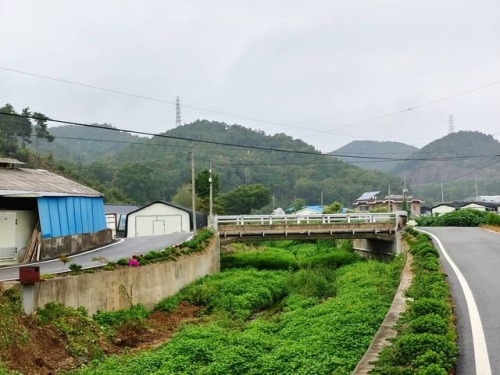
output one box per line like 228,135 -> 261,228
0,232 -> 193,282
419,227 -> 499,375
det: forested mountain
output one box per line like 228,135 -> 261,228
38,120 -> 404,209
393,131 -> 500,206
4,102 -> 499,210
330,141 -> 418,172
30,124 -> 142,162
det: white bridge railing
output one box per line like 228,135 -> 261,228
214,212 -> 396,229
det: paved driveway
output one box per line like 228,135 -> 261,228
0,232 -> 193,282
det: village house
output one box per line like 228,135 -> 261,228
353,191 -> 423,217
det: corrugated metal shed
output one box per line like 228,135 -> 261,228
0,168 -> 101,197
38,196 -> 107,238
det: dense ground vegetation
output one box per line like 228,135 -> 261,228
64,240 -> 403,374
370,227 -> 458,374
417,208 -> 500,227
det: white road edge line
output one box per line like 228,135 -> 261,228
419,229 -> 491,375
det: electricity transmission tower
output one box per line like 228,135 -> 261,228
448,114 -> 455,134
176,96 -> 182,127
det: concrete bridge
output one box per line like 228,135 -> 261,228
214,211 -> 407,258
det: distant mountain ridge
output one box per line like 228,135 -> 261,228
392,131 -> 500,185
330,140 -> 419,173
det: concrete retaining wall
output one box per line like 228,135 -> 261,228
41,229 -> 113,260
24,236 -> 220,315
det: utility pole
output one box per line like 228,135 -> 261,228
176,96 -> 182,127
191,150 -> 197,231
441,180 -> 444,203
320,191 -> 324,207
475,178 -> 478,200
209,162 -> 213,217
387,184 -> 391,212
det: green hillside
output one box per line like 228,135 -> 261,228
108,120 -> 404,208
330,140 -> 418,173
393,131 -> 500,205
37,120 -> 403,209
31,124 -> 143,162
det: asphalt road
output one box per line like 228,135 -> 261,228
0,232 -> 193,282
420,227 -> 500,375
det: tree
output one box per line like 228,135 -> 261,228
113,163 -> 163,204
220,184 -> 271,215
323,201 -> 343,214
195,168 -> 220,199
32,112 -> 54,142
0,103 -> 53,156
172,184 -> 192,207
290,198 -> 306,213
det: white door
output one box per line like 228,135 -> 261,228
153,220 -> 165,235
135,215 -> 183,237
0,212 -> 17,260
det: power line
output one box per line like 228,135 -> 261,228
0,111 -> 327,157
2,66 -> 499,139
2,111 -> 499,162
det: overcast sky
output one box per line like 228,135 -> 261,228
1,0 -> 499,152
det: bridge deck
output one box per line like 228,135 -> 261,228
215,213 -> 400,244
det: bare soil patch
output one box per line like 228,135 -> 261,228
2,301 -> 200,374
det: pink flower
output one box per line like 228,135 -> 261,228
128,258 -> 140,267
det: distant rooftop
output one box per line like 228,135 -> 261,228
104,204 -> 139,215
356,191 -> 381,201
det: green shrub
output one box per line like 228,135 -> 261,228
485,212 -> 500,226
94,304 -> 150,328
287,268 -> 336,298
409,298 -> 450,320
393,333 -> 457,369
221,248 -> 297,271
155,294 -> 184,313
299,251 -> 359,269
410,314 -> 449,335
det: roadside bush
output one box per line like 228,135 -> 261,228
392,333 -> 457,369
371,228 -> 457,374
408,298 -> 450,320
410,314 -> 449,335
485,212 -> 500,226
417,209 -> 487,227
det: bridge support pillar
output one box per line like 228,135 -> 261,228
353,234 -> 402,260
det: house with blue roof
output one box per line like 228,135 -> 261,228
295,205 -> 324,215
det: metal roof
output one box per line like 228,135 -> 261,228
356,191 -> 381,201
0,167 -> 102,197
0,158 -> 25,165
104,204 -> 139,214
